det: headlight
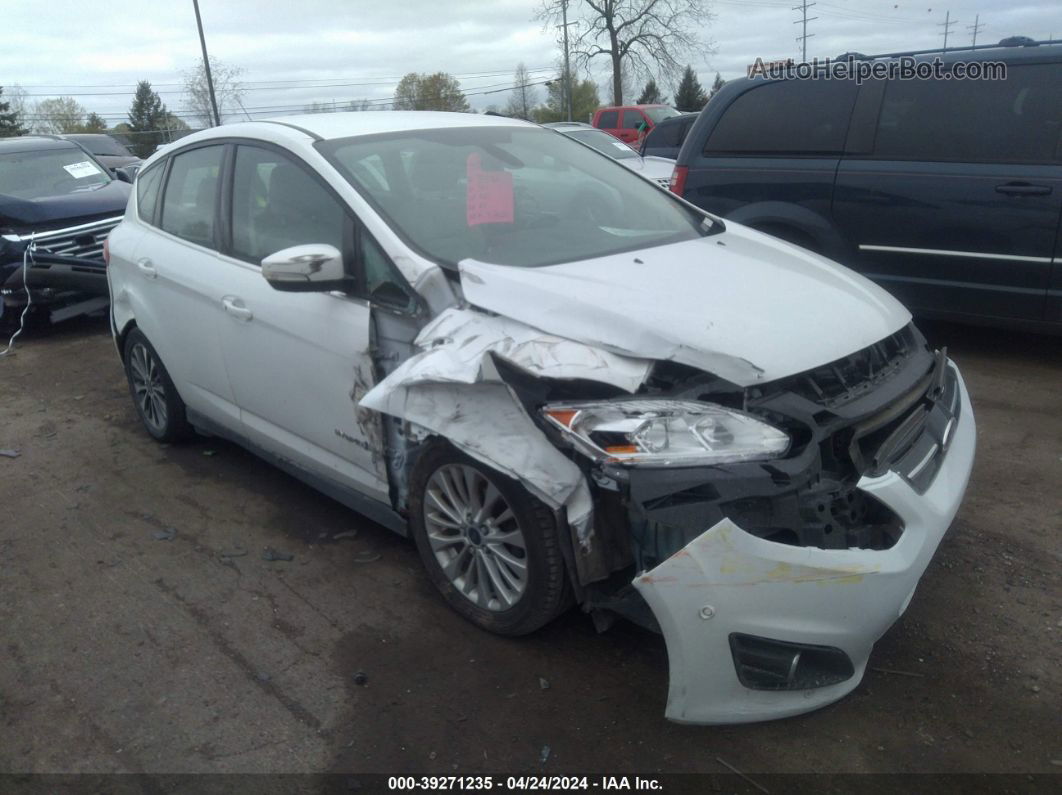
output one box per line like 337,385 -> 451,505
542,400 -> 790,467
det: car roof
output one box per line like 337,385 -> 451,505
269,110 -> 534,140
0,136 -> 81,154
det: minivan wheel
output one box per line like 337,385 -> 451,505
122,328 -> 192,443
409,441 -> 571,636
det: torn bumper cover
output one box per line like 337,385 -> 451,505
633,364 -> 975,724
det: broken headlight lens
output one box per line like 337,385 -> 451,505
542,400 -> 789,466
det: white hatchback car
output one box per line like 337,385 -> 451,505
107,111 -> 975,725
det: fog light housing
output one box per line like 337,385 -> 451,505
729,633 -> 855,690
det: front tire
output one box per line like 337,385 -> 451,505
409,441 -> 571,636
122,328 -> 192,443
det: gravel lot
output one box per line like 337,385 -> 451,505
1,315 -> 1058,778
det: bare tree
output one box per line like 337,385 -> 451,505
29,97 -> 87,134
539,1 -> 714,105
181,57 -> 244,127
505,63 -> 539,120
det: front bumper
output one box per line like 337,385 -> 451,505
633,362 -> 975,724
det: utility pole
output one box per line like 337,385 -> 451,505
192,0 -> 221,127
793,1 -> 817,63
559,0 -> 576,122
938,10 -> 957,53
967,14 -> 984,49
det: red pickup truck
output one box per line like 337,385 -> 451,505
591,104 -> 681,144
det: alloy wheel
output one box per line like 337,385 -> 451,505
128,342 -> 169,434
423,464 -> 529,611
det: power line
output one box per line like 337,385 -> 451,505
20,79 -> 558,125
12,67 -> 556,92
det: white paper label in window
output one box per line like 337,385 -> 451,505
63,161 -> 102,179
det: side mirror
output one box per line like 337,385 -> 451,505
113,168 -> 133,183
261,244 -> 351,292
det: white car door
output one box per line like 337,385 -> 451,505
131,144 -> 239,425
215,143 -> 389,501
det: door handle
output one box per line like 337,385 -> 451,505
995,182 -> 1052,197
136,258 -> 157,278
221,296 -> 253,321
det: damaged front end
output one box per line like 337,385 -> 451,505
542,325 -> 974,723
362,297 -> 974,725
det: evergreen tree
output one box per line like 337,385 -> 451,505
127,81 -> 168,158
673,65 -> 708,112
78,112 -> 108,133
0,86 -> 26,137
636,79 -> 668,105
708,73 -> 726,101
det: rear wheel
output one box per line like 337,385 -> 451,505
409,441 -> 571,636
122,328 -> 192,442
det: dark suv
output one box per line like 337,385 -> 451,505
639,113 -> 696,159
1,136 -> 131,325
672,40 -> 1062,331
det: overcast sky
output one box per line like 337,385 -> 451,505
3,0 -> 1060,126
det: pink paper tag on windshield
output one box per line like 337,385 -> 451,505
466,153 -> 514,226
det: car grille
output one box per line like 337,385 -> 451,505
18,217 -> 122,262
765,325 -> 918,409
654,177 -> 671,189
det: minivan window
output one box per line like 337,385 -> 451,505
160,145 -> 224,248
596,110 -> 619,128
704,79 -> 858,154
872,63 -> 1062,163
231,145 -> 345,264
320,126 -> 710,269
136,163 -> 164,224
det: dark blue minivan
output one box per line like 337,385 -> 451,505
672,40 -> 1062,331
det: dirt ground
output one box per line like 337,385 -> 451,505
0,314 -> 1059,780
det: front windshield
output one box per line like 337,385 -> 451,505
644,106 -> 681,123
319,126 -> 708,268
562,129 -> 638,160
68,135 -> 133,157
0,148 -> 111,199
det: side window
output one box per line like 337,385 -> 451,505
651,121 -> 682,148
136,163 -> 164,225
704,79 -> 858,154
622,110 -> 646,130
160,145 -> 224,247
596,110 -> 619,128
231,145 -> 345,264
873,64 -> 1062,163
360,232 -> 414,310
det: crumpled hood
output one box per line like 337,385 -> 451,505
459,222 -> 911,387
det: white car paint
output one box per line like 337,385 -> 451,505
458,221 -> 911,387
108,110 -> 975,726
635,364 -> 975,724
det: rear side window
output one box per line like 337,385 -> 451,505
621,110 -> 645,130
647,120 -> 683,148
160,145 -> 224,248
872,63 -> 1062,163
136,164 -> 164,224
231,145 -> 345,264
596,110 -> 619,128
704,79 -> 858,154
